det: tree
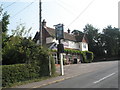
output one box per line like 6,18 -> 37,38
71,30 -> 83,36
71,29 -> 84,42
102,26 -> 120,57
83,24 -> 103,58
1,11 -> 10,48
11,23 -> 32,38
2,24 -> 33,65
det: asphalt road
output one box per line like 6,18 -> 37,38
42,61 -> 118,88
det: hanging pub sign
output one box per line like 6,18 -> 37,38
54,24 -> 64,40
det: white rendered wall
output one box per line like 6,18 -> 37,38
45,37 -> 88,51
81,42 -> 88,51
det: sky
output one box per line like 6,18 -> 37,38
0,0 -> 119,37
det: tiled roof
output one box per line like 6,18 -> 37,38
46,27 -> 77,41
33,26 -> 87,43
46,27 -> 56,37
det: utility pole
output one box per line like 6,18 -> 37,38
118,1 -> 120,30
39,0 -> 42,46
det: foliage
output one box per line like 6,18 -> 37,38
83,24 -> 99,53
71,30 -> 84,42
2,36 -> 23,65
2,36 -> 34,65
71,30 -> 84,36
1,11 -> 9,33
64,49 -> 82,54
51,49 -> 94,63
83,24 -> 120,59
81,51 -> 94,63
12,24 -> 32,38
2,47 -> 56,87
102,26 -> 120,57
1,11 -> 56,87
2,64 -> 40,87
2,24 -> 37,65
1,11 -> 10,48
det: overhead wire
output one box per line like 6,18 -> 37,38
55,0 -> 74,15
66,0 -> 95,29
3,2 -> 16,9
58,0 -> 77,13
10,0 -> 35,19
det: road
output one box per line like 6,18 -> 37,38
42,61 -> 118,88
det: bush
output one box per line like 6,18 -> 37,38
2,48 -> 25,65
86,51 -> 94,62
81,51 -> 94,63
2,48 -> 57,87
2,64 -> 40,87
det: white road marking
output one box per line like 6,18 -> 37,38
93,72 -> 116,84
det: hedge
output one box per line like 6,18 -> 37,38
81,51 -> 94,63
2,57 -> 56,87
52,49 -> 82,54
51,49 -> 94,63
2,64 -> 40,87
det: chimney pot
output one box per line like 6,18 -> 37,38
67,28 -> 70,34
42,19 -> 46,27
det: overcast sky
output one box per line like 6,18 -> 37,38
1,0 -> 119,37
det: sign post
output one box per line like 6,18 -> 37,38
54,24 -> 64,76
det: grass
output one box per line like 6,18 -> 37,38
4,73 -> 59,88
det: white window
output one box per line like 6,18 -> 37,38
83,43 -> 86,48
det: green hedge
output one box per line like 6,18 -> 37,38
2,64 -> 40,87
51,49 -> 94,63
52,49 -> 82,54
2,57 -> 56,87
2,47 -> 56,87
81,51 -> 94,63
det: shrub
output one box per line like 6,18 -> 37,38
86,51 -> 94,62
52,49 -> 94,63
2,48 -> 25,65
2,48 -> 57,87
2,64 -> 40,87
82,51 -> 94,63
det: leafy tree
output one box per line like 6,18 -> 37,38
1,8 -> 11,64
102,26 -> 120,57
71,30 -> 84,42
83,24 -> 102,58
12,24 -> 32,38
83,24 -> 120,59
71,30 -> 83,36
2,23 -> 33,65
2,36 -> 24,65
1,11 -> 10,48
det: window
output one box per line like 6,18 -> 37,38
83,43 -> 86,48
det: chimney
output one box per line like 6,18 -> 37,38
42,19 -> 46,27
67,28 -> 70,34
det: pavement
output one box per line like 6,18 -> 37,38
12,61 -> 118,89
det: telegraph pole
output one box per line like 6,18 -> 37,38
39,0 -> 42,46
